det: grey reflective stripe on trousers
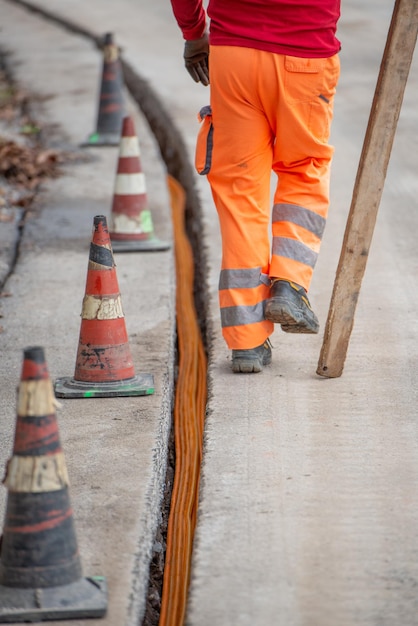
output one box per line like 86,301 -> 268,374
219,267 -> 269,290
272,236 -> 318,268
219,268 -> 269,328
221,301 -> 265,328
272,203 -> 326,239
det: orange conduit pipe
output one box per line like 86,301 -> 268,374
159,175 -> 208,626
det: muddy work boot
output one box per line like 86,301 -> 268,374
264,279 -> 319,334
231,339 -> 272,373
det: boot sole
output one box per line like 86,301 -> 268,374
265,298 -> 319,334
231,351 -> 272,373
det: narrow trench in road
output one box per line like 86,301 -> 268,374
125,71 -> 210,626
1,4 -> 211,625
122,37 -> 211,626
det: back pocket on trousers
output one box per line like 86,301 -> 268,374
284,56 -> 325,104
195,105 -> 213,175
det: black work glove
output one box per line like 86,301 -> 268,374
184,34 -> 210,86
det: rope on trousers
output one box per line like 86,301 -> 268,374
159,175 -> 208,626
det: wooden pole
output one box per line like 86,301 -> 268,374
317,0 -> 418,378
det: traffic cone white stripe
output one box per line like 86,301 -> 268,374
17,379 -> 55,416
112,214 -> 145,234
4,452 -> 70,493
119,136 -> 141,157
114,172 -> 147,195
82,294 -> 124,320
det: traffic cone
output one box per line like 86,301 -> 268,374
82,33 -> 125,147
54,215 -> 154,398
109,115 -> 170,252
0,346 -> 107,622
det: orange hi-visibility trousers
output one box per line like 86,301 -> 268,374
205,45 -> 340,350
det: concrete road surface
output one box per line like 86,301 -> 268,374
1,1 -> 418,625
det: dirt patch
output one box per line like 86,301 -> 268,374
0,61 -> 63,212
0,50 -> 90,291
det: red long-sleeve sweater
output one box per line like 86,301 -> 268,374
170,0 -> 341,58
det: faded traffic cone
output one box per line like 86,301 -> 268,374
54,215 -> 154,398
82,32 -> 125,147
110,115 -> 170,252
0,346 -> 107,622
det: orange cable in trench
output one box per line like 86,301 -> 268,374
159,175 -> 208,626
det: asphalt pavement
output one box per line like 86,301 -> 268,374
1,1 -> 418,625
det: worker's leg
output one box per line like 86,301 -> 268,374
268,53 -> 340,291
207,45 -> 274,350
258,53 -> 340,333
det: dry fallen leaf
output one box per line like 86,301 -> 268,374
0,140 -> 61,189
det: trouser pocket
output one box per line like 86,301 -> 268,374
195,105 -> 213,175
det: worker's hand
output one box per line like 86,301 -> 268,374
184,34 -> 210,86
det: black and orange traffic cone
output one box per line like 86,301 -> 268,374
0,346 -> 107,622
82,33 -> 125,147
109,115 -> 170,252
54,215 -> 154,398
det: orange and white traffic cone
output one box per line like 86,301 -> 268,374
109,115 -> 170,252
82,32 -> 125,147
54,215 -> 154,398
0,346 -> 107,622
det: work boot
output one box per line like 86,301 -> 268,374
264,279 -> 319,334
231,339 -> 272,374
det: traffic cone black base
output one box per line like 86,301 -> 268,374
0,576 -> 107,623
111,236 -> 170,253
82,131 -> 122,147
54,373 -> 154,399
